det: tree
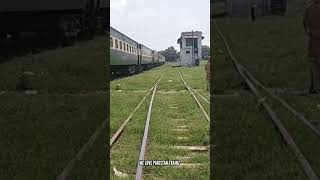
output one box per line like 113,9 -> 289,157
176,51 -> 180,59
202,45 -> 210,60
159,46 -> 177,62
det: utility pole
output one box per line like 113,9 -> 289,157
192,30 -> 194,66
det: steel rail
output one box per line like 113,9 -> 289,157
57,72 -> 167,180
214,21 -> 319,180
240,65 -> 320,138
188,85 -> 210,104
56,118 -> 108,180
135,79 -> 159,180
110,71 -> 166,147
179,71 -> 210,122
213,18 -> 319,138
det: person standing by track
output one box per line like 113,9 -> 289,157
205,56 -> 210,91
304,0 -> 320,94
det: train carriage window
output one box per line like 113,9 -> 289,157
120,41 -> 122,50
127,44 -> 129,52
115,39 -> 118,49
123,42 -> 126,51
110,37 -> 113,48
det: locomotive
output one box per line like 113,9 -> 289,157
0,0 -> 108,39
110,26 -> 165,74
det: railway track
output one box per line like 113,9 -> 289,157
110,71 -> 166,147
110,69 -> 210,179
214,21 -> 320,180
179,71 -> 210,122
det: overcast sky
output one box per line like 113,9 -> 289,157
110,0 -> 210,51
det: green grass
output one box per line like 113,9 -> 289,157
212,2 -> 228,16
213,0 -> 320,179
110,64 -> 210,179
0,93 -> 107,179
145,92 -> 209,179
214,91 -> 306,179
110,66 -> 166,91
69,126 -> 109,180
110,91 -> 146,136
0,37 -> 108,179
0,37 -> 107,93
110,98 -> 150,179
268,95 -> 320,176
180,62 -> 210,113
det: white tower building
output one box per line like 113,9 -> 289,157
177,31 -> 204,67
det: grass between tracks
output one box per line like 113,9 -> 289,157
213,0 -> 320,179
0,36 -> 108,179
0,37 -> 107,93
110,63 -> 210,179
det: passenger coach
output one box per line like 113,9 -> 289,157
110,27 -> 165,74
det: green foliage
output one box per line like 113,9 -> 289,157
159,46 -> 178,62
202,45 -> 210,59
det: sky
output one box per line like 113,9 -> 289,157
110,0 -> 210,51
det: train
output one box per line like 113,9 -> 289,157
110,26 -> 165,74
0,0 -> 108,40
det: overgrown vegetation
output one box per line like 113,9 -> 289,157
0,37 -> 107,179
213,0 -> 320,179
110,63 -> 210,179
